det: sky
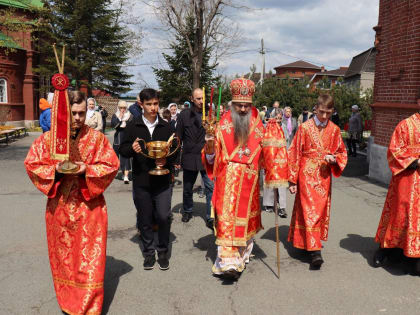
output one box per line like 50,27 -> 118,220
124,0 -> 379,93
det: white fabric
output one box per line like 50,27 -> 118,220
142,115 -> 159,136
314,115 -> 327,128
116,109 -> 131,128
87,109 -> 95,119
212,239 -> 254,275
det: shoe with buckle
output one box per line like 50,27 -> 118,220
278,208 -> 287,218
157,252 -> 169,270
373,248 -> 389,268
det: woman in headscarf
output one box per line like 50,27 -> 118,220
85,97 -> 103,131
111,100 -> 131,183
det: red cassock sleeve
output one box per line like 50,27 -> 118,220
387,120 -> 417,176
81,134 -> 120,201
330,126 -> 347,178
288,125 -> 304,185
24,133 -> 57,197
262,120 -> 288,188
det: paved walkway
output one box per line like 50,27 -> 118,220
0,133 -> 419,314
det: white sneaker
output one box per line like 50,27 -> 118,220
123,176 -> 129,184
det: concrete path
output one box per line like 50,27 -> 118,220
0,133 -> 419,315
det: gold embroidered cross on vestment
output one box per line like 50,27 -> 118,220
221,120 -> 233,134
238,147 -> 251,160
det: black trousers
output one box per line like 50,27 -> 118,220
133,185 -> 172,256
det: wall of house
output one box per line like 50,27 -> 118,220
369,0 -> 420,184
0,48 -> 26,122
360,72 -> 375,92
274,67 -> 319,80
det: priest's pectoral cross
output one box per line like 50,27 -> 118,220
238,147 -> 251,160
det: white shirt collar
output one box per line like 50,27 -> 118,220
142,115 -> 159,135
314,115 -> 328,128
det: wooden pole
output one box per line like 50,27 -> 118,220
273,189 -> 280,279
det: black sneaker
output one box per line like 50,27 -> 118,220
158,252 -> 170,270
182,212 -> 192,222
278,208 -> 287,218
143,255 -> 156,270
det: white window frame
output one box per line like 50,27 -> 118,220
0,78 -> 7,103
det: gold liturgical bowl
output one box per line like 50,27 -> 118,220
137,135 -> 180,175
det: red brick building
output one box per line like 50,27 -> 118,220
0,0 -> 42,126
368,0 -> 420,184
274,60 -> 322,80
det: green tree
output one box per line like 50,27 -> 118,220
153,16 -> 220,107
36,0 -> 136,96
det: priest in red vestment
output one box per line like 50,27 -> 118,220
373,112 -> 420,274
203,78 -> 288,280
24,91 -> 119,315
288,94 -> 347,269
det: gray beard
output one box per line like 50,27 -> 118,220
231,107 -> 252,146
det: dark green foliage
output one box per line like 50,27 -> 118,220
253,76 -> 373,127
35,0 -> 134,96
153,17 -> 220,107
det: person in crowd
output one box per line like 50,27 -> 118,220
183,101 -> 191,110
346,104 -> 363,157
25,91 -> 119,315
169,103 -> 179,123
176,88 -> 214,228
309,106 -> 317,119
162,109 -> 176,132
265,100 -> 279,121
202,78 -> 288,280
262,107 -> 288,218
288,94 -> 347,270
282,106 -> 298,147
373,110 -> 420,274
119,88 -> 179,271
85,97 -> 103,131
259,105 -> 267,123
111,100 -> 132,184
297,106 -> 312,126
39,98 -> 51,133
331,107 -> 340,127
129,93 -> 143,119
96,102 -> 108,133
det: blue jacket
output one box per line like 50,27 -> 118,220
40,108 -> 51,133
128,102 -> 142,119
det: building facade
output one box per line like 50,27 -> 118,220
0,0 -> 42,127
368,0 -> 420,184
344,47 -> 376,92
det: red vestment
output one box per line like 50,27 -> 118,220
203,108 -> 288,272
375,113 -> 420,257
24,125 -> 119,315
287,119 -> 347,251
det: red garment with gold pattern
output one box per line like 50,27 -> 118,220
24,125 -> 119,315
287,119 -> 347,251
203,108 -> 288,248
375,113 -> 420,257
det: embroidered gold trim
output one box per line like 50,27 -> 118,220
54,277 -> 103,289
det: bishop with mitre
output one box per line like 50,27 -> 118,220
203,78 -> 288,280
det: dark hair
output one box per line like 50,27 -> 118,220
302,106 -> 308,111
139,88 -> 159,102
162,109 -> 171,121
316,94 -> 334,109
69,91 -> 86,106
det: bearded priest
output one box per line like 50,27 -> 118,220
203,78 -> 288,280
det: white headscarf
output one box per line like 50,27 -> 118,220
116,101 -> 131,128
86,98 -> 97,119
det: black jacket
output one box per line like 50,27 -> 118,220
175,107 -> 206,171
119,116 -> 178,189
